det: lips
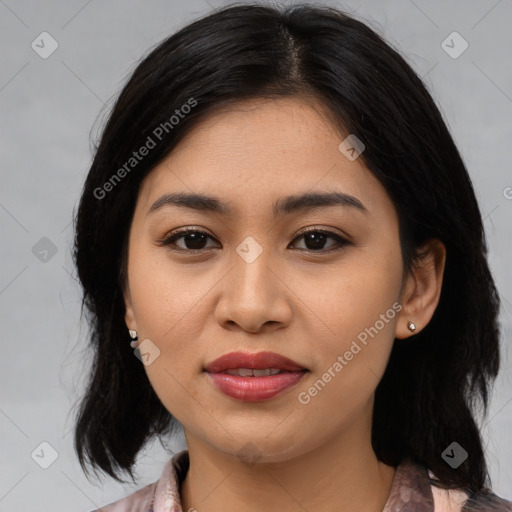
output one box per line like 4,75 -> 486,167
204,351 -> 307,373
204,351 -> 308,402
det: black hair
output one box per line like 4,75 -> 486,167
73,2 -> 502,494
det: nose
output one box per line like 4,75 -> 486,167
214,251 -> 292,334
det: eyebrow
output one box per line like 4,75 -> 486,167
146,191 -> 368,218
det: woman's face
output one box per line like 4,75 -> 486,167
124,97 -> 410,462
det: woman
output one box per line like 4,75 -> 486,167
73,3 -> 512,511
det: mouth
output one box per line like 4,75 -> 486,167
204,351 -> 308,402
204,351 -> 307,373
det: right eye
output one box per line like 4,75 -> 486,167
158,228 -> 220,252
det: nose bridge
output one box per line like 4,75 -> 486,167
231,239 -> 274,304
215,238 -> 290,331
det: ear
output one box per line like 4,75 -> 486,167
123,284 -> 138,332
395,238 -> 446,339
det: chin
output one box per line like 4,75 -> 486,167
211,432 -> 306,465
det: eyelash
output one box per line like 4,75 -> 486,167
157,226 -> 351,254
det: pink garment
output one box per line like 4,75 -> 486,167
91,450 -> 512,511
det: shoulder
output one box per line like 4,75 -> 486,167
87,450 -> 189,512
429,473 -> 512,512
386,458 -> 512,512
457,489 -> 512,512
88,481 -> 156,512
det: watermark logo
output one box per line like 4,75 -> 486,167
31,32 -> 59,59
298,302 -> 403,405
134,339 -> 161,366
94,97 -> 198,200
441,32 -> 468,59
31,441 -> 59,469
442,442 -> 468,469
237,442 -> 263,467
32,237 -> 58,263
236,236 -> 263,264
338,134 -> 365,161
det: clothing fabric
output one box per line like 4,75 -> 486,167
90,450 -> 512,511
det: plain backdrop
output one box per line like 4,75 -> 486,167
1,0 -> 511,509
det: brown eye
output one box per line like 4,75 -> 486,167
290,229 -> 349,252
158,227 -> 350,254
160,229 -> 219,251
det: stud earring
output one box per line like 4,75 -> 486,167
129,329 -> 139,348
407,321 -> 416,333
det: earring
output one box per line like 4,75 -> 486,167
129,329 -> 139,348
407,321 -> 416,333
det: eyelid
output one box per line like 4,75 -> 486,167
157,226 -> 219,249
291,225 -> 351,243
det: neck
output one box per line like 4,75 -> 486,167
180,407 -> 396,512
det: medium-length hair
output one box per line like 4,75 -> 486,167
73,3 -> 501,493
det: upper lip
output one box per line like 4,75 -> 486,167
204,351 -> 307,373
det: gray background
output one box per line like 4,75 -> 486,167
1,0 -> 511,509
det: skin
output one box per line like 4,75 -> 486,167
123,97 -> 446,511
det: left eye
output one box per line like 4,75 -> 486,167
290,229 -> 348,251
159,229 -> 348,252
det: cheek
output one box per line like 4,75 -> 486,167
128,242 -> 208,341
307,244 -> 402,386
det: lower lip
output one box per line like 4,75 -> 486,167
206,371 -> 307,402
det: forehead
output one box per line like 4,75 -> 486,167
136,97 -> 393,220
